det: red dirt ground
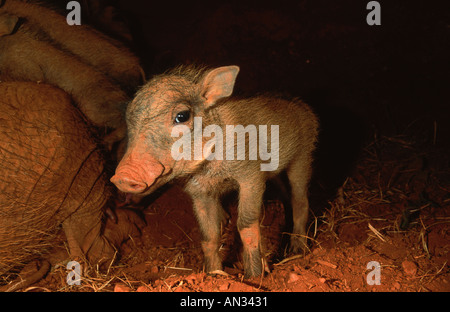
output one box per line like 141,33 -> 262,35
25,137 -> 450,292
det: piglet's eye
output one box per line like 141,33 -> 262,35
174,110 -> 191,124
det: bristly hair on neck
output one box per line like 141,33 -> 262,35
163,64 -> 211,84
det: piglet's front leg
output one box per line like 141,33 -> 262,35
237,180 -> 266,278
190,192 -> 223,273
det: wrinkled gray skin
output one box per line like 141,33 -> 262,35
111,65 -> 319,278
0,82 -> 141,284
0,1 -> 144,290
0,0 -> 144,143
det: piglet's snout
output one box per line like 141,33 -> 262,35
110,172 -> 148,194
111,154 -> 164,194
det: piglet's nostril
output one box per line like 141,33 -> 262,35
110,175 -> 148,194
129,181 -> 147,191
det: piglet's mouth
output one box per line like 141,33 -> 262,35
110,161 -> 164,195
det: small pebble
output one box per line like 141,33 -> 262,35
402,260 -> 418,276
288,272 -> 301,283
219,282 -> 230,291
114,283 -> 131,292
136,285 -> 152,292
392,282 -> 401,290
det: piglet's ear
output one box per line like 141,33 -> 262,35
200,66 -> 239,106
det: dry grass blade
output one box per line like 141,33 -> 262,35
23,286 -> 51,292
209,269 -> 229,276
316,259 -> 337,269
368,223 -> 387,242
164,266 -> 193,271
420,230 -> 430,258
274,254 -> 303,266
419,216 -> 431,258
172,221 -> 193,242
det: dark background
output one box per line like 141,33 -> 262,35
111,0 -> 449,190
116,0 -> 448,138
